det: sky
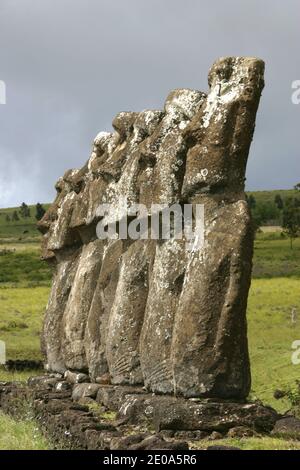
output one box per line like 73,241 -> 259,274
0,0 -> 299,208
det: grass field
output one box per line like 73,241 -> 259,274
0,195 -> 300,449
253,232 -> 300,278
0,286 -> 50,361
248,277 -> 300,411
0,247 -> 52,285
0,412 -> 48,450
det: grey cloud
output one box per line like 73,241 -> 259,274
0,0 -> 299,207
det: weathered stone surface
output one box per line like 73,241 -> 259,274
227,425 -> 256,438
153,400 -> 278,433
62,241 -> 103,370
110,433 -> 189,451
208,431 -> 223,440
64,370 -> 90,384
272,416 -> 300,438
95,385 -> 278,435
95,373 -> 110,385
173,430 -> 209,440
171,57 -> 264,399
39,57 -> 265,400
0,381 -> 191,450
139,239 -> 187,394
28,375 -> 61,389
106,240 -> 154,385
96,384 -> 145,411
43,249 -> 81,373
72,383 -> 101,401
171,201 -> 253,398
84,240 -> 123,380
127,435 -> 189,451
0,380 -> 282,450
55,381 -> 72,392
110,433 -> 148,450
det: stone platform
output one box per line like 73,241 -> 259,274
0,373 -> 283,450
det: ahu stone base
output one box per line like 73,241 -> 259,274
0,373 -> 285,450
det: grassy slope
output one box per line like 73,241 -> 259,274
0,204 -> 50,240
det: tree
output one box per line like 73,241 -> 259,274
246,194 -> 256,210
252,202 -> 280,226
282,198 -> 300,249
294,198 -> 300,208
274,194 -> 284,210
294,183 -> 300,191
5,214 -> 10,223
35,203 -> 46,221
19,202 -> 30,218
251,212 -> 262,233
12,210 -> 19,221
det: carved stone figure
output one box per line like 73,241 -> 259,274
39,57 -> 265,399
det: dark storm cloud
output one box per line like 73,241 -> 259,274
0,0 -> 299,207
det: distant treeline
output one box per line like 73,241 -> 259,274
0,202 -> 46,223
247,184 -> 300,248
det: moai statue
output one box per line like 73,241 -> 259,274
40,57 -> 264,400
171,57 -> 265,398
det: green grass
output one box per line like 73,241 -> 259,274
248,277 -> 300,412
0,369 -> 40,382
0,411 -> 49,450
253,232 -> 300,278
0,241 -> 52,361
0,286 -> 50,360
0,245 -> 52,285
